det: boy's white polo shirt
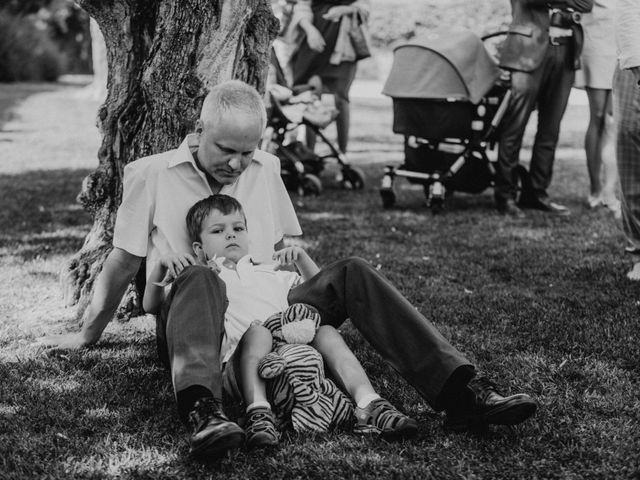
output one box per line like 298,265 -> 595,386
112,134 -> 302,278
218,255 -> 302,363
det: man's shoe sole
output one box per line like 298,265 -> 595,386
190,423 -> 245,458
482,395 -> 538,426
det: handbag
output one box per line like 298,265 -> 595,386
348,11 -> 371,61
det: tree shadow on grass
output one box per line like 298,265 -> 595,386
0,168 -> 92,259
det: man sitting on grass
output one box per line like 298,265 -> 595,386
143,194 -> 418,453
41,79 -> 537,460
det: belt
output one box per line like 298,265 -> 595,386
549,35 -> 571,46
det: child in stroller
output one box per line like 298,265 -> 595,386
262,48 -> 366,195
380,28 -> 532,213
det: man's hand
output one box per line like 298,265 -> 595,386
154,252 -> 197,286
35,331 -> 90,350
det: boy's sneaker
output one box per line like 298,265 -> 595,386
188,397 -> 245,457
354,397 -> 418,440
245,406 -> 279,448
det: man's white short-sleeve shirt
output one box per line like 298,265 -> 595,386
112,134 -> 302,277
217,255 -> 302,363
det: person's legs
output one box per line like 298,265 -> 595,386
157,265 -> 244,457
289,257 -> 472,409
600,92 -> 621,214
230,324 -> 279,448
312,325 -> 417,438
613,66 -> 640,279
494,69 -> 540,210
585,87 -> 610,202
528,44 -> 574,200
288,256 -> 537,431
323,63 -> 356,154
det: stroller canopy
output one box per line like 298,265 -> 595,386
382,28 -> 501,104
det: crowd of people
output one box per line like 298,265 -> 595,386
37,0 -> 640,463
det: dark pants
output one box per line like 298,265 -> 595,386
495,43 -> 575,202
156,259 -> 473,411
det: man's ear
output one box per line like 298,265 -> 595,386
195,119 -> 204,135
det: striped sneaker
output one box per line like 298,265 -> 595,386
354,398 -> 418,440
245,406 -> 279,449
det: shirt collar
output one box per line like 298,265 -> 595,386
168,133 -> 264,169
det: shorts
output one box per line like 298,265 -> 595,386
221,349 -> 244,405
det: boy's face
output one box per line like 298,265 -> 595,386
193,208 -> 249,264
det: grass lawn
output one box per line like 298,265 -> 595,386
1,74 -> 639,479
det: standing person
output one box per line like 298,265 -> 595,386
613,0 -> 640,279
290,0 -> 370,158
575,0 -> 620,215
40,78 -> 537,459
495,0 -> 594,217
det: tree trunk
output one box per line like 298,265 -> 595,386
60,0 -> 279,321
82,18 -> 108,101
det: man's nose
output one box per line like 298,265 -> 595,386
228,155 -> 242,170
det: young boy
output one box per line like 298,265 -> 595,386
143,194 -> 418,448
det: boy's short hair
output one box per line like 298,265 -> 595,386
186,194 -> 246,243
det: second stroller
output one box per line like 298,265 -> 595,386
262,49 -> 366,196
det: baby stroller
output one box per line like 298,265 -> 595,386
380,28 -> 530,212
262,49 -> 366,195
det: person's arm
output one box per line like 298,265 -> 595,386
38,247 -> 142,348
273,246 -> 320,281
143,252 -> 197,314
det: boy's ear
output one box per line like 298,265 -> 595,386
192,242 -> 206,263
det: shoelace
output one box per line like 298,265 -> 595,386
469,377 -> 501,403
246,410 -> 276,435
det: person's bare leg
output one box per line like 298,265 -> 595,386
312,325 -> 418,439
235,324 -> 273,405
600,92 -> 621,215
312,325 -> 376,405
585,88 -> 609,204
234,324 -> 279,448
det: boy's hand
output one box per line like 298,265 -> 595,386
154,253 -> 197,286
273,246 -> 304,268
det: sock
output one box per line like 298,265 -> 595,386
436,365 -> 476,413
356,393 -> 381,410
246,400 -> 271,412
176,385 -> 215,424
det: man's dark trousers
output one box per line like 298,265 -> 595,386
495,42 -> 575,202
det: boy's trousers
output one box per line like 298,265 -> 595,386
157,258 -> 472,411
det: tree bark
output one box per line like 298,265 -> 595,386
60,0 -> 279,321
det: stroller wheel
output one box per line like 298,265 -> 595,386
300,173 -> 322,196
341,166 -> 366,190
380,188 -> 396,209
